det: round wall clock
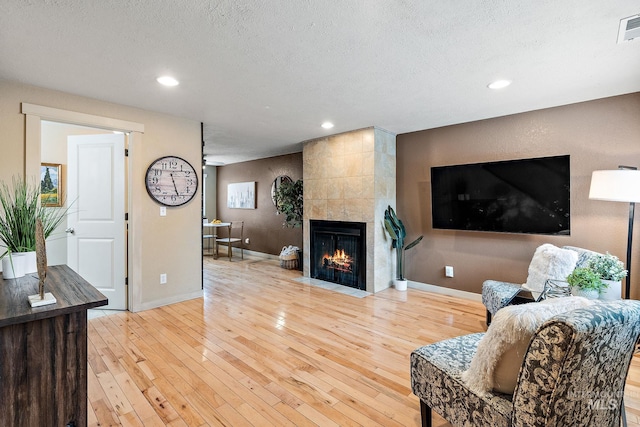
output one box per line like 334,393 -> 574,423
145,156 -> 199,207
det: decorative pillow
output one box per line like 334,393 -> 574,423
461,296 -> 594,395
562,245 -> 602,269
521,244 -> 579,297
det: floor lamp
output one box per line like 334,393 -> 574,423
589,167 -> 640,299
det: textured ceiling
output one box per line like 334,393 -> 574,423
1,1 -> 639,164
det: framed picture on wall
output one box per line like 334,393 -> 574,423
40,163 -> 63,207
227,181 -> 256,209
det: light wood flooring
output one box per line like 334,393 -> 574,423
88,255 -> 640,426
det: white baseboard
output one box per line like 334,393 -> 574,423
213,246 -> 280,260
134,290 -> 204,312
408,280 -> 482,302
244,249 -> 280,260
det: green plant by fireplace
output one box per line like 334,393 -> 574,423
384,205 -> 423,281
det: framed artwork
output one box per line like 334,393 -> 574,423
40,163 -> 63,207
227,181 -> 256,209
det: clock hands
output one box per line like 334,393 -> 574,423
146,156 -> 197,207
170,173 -> 179,196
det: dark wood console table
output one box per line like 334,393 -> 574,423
0,265 -> 108,426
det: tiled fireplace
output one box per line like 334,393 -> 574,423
302,127 -> 396,293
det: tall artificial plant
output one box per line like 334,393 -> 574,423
384,205 -> 423,281
0,177 -> 71,258
274,179 -> 303,228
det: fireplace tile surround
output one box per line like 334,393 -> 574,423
302,127 -> 396,293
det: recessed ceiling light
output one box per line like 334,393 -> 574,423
487,80 -> 512,90
321,122 -> 334,129
157,76 -> 179,87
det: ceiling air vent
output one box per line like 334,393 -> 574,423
618,14 -> 640,43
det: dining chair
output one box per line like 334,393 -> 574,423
215,221 -> 244,260
203,230 -> 216,256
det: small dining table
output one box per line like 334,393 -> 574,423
203,222 -> 231,260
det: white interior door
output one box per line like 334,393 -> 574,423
67,134 -> 126,309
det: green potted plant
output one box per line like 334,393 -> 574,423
566,267 -> 606,299
274,178 -> 303,270
0,177 -> 70,278
274,178 -> 303,228
383,205 -> 423,291
588,252 -> 627,300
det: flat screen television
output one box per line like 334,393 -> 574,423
431,155 -> 570,235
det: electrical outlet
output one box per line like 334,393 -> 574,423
160,273 -> 167,284
160,206 -> 166,216
445,266 -> 454,278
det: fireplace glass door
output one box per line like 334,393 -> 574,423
310,220 -> 366,290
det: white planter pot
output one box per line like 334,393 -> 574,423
394,279 -> 408,291
2,253 -> 26,279
570,286 -> 599,300
20,251 -> 37,274
599,279 -> 622,301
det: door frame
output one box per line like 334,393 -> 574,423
22,103 -> 145,312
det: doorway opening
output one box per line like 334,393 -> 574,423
23,103 -> 144,311
41,122 -> 128,310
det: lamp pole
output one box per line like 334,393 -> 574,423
589,166 -> 640,300
620,165 -> 637,299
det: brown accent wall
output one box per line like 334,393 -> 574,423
216,153 -> 303,256
203,165 -> 217,221
397,93 -> 640,297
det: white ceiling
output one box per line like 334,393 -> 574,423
1,1 -> 639,165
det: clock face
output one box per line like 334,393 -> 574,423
145,156 -> 199,206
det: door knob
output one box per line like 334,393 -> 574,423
65,227 -> 75,234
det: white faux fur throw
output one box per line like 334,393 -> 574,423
461,297 -> 594,395
521,244 -> 578,297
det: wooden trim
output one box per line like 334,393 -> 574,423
21,102 -> 144,132
23,104 -> 142,313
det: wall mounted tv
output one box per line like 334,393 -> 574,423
431,155 -> 570,235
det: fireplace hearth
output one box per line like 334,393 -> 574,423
310,220 -> 366,290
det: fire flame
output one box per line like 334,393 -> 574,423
322,249 -> 353,272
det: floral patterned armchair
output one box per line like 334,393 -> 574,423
482,245 -> 601,325
410,300 -> 640,427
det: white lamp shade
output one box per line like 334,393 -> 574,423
589,170 -> 640,203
